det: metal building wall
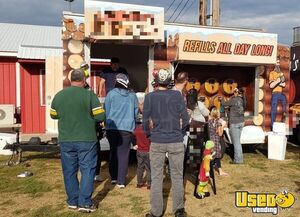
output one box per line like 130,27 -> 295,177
0,58 -> 17,105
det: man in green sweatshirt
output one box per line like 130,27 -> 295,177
50,69 -> 105,213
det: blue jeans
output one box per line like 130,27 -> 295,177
271,93 -> 286,127
230,122 -> 244,163
60,141 -> 98,207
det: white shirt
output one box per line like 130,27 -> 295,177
191,101 -> 209,122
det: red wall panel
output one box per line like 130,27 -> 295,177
20,63 -> 45,134
0,58 -> 17,105
90,63 -> 109,96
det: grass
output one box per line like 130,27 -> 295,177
0,199 -> 14,206
0,163 -> 52,197
31,206 -> 57,217
0,146 -> 299,217
232,184 -> 245,190
127,194 -> 146,215
13,209 -> 29,215
248,161 -> 268,172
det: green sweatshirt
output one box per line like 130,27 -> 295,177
50,86 -> 105,142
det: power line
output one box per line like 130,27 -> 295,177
167,0 -> 185,22
174,0 -> 197,22
173,0 -> 193,22
165,0 -> 177,14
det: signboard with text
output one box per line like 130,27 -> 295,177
165,24 -> 277,64
85,0 -> 164,41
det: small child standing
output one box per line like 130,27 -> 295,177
133,120 -> 151,189
208,107 -> 228,176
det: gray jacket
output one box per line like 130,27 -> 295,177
221,96 -> 245,124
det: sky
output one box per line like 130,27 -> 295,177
0,0 -> 299,45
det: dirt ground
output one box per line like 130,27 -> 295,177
0,144 -> 299,217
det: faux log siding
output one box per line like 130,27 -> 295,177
20,63 -> 45,134
0,59 -> 17,105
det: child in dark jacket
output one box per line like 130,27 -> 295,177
133,120 -> 151,189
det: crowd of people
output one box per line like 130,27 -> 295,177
50,58 -> 246,216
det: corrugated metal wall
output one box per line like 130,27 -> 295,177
0,58 -> 17,105
20,63 -> 45,133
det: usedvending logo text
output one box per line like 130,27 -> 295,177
235,191 -> 296,215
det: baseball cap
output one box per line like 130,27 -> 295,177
116,73 -> 129,88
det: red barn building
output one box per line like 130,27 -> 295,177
0,23 -> 62,135
0,23 -> 108,138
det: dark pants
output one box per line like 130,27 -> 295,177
95,141 -> 101,176
136,150 -> 151,185
107,130 -> 132,185
60,141 -> 98,207
213,158 -> 221,169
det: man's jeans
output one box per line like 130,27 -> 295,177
271,93 -> 286,127
230,122 -> 244,163
60,141 -> 98,207
150,142 -> 185,216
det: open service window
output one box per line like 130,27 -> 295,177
91,43 -> 149,92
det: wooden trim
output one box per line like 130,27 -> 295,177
18,59 -> 45,64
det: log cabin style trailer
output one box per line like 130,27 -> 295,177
0,0 -> 292,151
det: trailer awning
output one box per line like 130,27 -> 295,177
165,24 -> 278,65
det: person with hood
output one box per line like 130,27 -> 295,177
104,73 -> 138,188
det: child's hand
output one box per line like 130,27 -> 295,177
133,145 -> 138,150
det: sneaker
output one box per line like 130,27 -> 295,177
117,184 -> 125,189
78,204 -> 97,213
94,175 -> 104,182
68,205 -> 77,210
111,180 -> 117,184
175,208 -> 187,217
